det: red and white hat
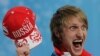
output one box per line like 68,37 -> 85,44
2,6 -> 42,49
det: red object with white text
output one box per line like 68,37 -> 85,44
54,47 -> 91,56
2,6 -> 42,49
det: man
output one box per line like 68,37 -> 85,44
16,5 -> 91,56
50,5 -> 91,56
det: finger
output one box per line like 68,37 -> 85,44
15,42 -> 23,48
24,52 -> 29,55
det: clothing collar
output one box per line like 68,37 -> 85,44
54,47 -> 91,56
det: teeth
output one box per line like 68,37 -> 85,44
73,40 -> 83,47
73,40 -> 82,42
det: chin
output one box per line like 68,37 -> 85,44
70,39 -> 84,56
70,46 -> 83,56
72,51 -> 82,56
72,50 -> 82,56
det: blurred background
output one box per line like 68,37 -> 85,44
0,0 -> 100,56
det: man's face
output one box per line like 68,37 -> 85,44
61,16 -> 87,56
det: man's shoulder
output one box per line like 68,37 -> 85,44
81,49 -> 92,56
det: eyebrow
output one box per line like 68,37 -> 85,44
68,23 -> 77,26
68,23 -> 86,27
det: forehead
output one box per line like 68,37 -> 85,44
64,16 -> 85,26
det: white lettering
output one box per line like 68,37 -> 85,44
12,18 -> 34,38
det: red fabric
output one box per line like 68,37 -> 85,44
2,6 -> 42,49
2,6 -> 36,40
54,47 -> 91,56
81,49 -> 91,56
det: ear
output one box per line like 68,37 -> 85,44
54,29 -> 62,40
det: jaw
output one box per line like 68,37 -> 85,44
70,39 -> 84,56
71,46 -> 83,56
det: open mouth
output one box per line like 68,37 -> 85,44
73,40 -> 83,48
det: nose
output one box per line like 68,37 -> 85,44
76,29 -> 83,39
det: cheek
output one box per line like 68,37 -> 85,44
83,31 -> 87,38
61,34 -> 74,51
61,29 -> 76,46
63,30 -> 75,39
62,32 -> 74,46
65,31 -> 76,39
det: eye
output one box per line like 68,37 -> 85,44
81,26 -> 87,31
69,26 -> 78,31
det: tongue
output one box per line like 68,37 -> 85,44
73,42 -> 82,47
